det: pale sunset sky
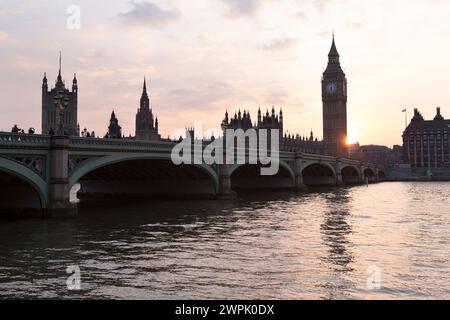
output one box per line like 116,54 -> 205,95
1,0 -> 450,146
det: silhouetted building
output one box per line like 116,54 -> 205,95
222,109 -> 254,132
221,107 -> 282,133
257,107 -> 283,133
322,35 -> 348,158
42,54 -> 79,136
221,108 -> 323,153
349,144 -> 399,166
135,78 -> 160,141
403,107 -> 450,168
105,111 -> 122,139
281,131 -> 324,154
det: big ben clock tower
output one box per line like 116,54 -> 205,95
322,35 -> 348,158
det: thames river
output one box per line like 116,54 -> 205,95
0,182 -> 449,300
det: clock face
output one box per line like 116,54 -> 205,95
326,82 -> 337,95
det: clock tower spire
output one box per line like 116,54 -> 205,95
322,34 -> 348,158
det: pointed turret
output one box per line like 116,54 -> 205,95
56,51 -> 63,84
107,110 -> 122,139
135,77 -> 160,141
328,34 -> 340,64
142,77 -> 149,97
140,77 -> 150,110
72,73 -> 78,94
42,72 -> 48,91
434,107 -> 444,121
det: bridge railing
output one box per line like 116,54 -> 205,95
0,132 -> 51,147
70,137 -> 299,158
69,137 -> 177,152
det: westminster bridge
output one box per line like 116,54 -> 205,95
0,132 -> 385,218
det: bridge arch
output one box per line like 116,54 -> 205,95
363,168 -> 377,183
341,165 -> 361,184
302,162 -> 336,186
0,157 -> 48,209
69,154 -> 219,199
229,160 -> 296,191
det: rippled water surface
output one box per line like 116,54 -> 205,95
0,182 -> 449,300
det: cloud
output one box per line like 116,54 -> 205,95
313,0 -> 335,11
294,11 -> 307,20
0,7 -> 26,17
220,0 -> 269,17
317,30 -> 331,38
119,1 -> 181,27
259,38 -> 298,51
347,21 -> 364,30
0,31 -> 9,42
165,80 -> 232,111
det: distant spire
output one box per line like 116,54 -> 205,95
328,34 -> 340,63
139,77 -> 150,110
56,51 -> 63,83
434,107 -> 444,121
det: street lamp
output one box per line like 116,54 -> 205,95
54,90 -> 70,135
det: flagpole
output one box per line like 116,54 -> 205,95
402,108 -> 408,129
405,109 -> 408,129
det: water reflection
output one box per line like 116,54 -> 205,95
319,188 -> 355,299
321,189 -> 354,271
0,182 -> 449,299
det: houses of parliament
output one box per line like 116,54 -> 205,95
41,36 -> 349,158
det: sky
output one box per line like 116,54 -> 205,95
1,0 -> 450,146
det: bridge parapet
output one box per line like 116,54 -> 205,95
0,132 -> 50,148
70,137 -> 176,152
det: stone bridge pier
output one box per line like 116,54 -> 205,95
294,156 -> 307,191
218,164 -> 236,199
45,136 -> 77,218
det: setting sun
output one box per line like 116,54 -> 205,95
347,130 -> 359,145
